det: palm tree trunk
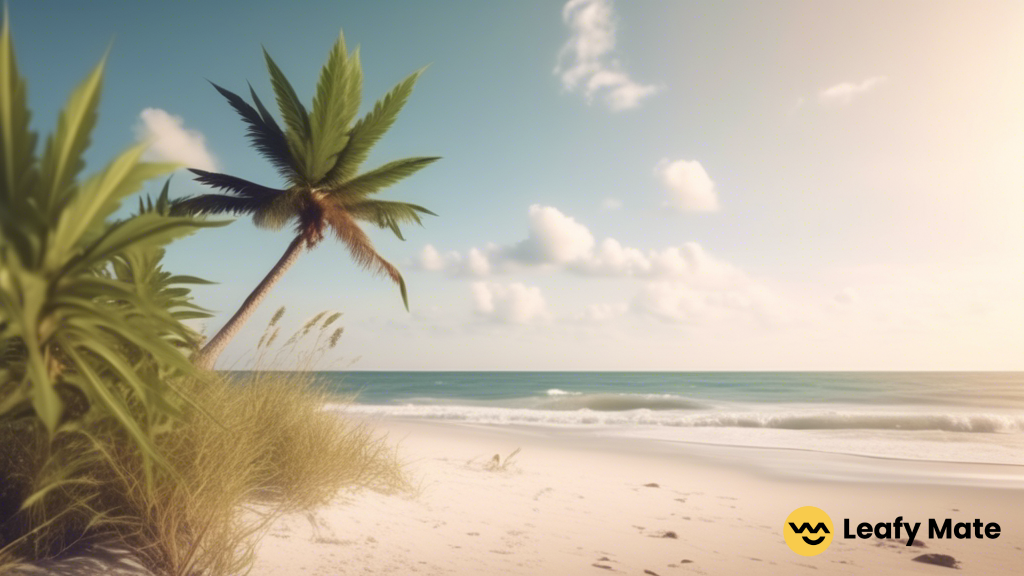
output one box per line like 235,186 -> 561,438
193,236 -> 306,370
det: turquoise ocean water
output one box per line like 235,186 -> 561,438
289,372 -> 1024,465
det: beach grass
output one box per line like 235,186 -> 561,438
0,371 -> 406,576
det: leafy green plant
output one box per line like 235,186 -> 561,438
0,15 -> 411,575
0,13 -> 225,468
173,30 -> 440,369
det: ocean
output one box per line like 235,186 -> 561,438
305,372 -> 1024,466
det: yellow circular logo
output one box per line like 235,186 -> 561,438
784,506 -> 834,556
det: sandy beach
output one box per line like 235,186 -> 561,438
251,418 -> 1024,575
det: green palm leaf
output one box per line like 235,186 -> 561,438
330,156 -> 439,200
324,69 -> 424,185
209,81 -> 295,180
263,49 -> 312,180
187,168 -> 285,198
346,199 -> 437,241
172,194 -> 270,218
310,31 -> 354,181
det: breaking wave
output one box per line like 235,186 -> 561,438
332,402 -> 1024,433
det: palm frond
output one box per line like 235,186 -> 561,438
323,69 -> 425,185
340,46 -> 363,138
263,49 -> 312,180
309,32 -> 356,182
345,199 -> 436,241
171,194 -> 267,218
329,156 -> 439,200
188,168 -> 286,199
324,206 -> 408,309
251,189 -> 299,230
209,81 -> 295,180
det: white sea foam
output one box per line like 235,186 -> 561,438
331,402 -> 1024,433
328,402 -> 1024,465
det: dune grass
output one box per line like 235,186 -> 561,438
0,318 -> 406,576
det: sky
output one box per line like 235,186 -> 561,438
11,0 -> 1024,370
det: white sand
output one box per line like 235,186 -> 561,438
251,419 -> 1024,575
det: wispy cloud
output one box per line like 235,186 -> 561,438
135,108 -> 217,170
818,76 -> 887,105
471,281 -> 550,324
555,0 -> 658,111
655,158 -> 720,212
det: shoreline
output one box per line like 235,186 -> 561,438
251,417 -> 1024,575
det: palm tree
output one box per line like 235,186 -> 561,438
174,31 -> 439,370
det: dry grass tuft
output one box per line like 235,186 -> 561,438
0,310 -> 406,575
482,448 -> 522,472
226,371 -> 407,512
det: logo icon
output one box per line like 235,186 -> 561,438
784,506 -> 834,556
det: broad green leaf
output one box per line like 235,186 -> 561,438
63,345 -> 173,474
63,213 -> 227,277
50,143 -> 175,264
38,54 -> 106,218
0,10 -> 37,204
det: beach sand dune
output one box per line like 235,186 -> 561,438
251,419 -> 1024,575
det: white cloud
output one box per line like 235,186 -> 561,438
818,76 -> 887,105
466,248 -> 492,276
655,159 -> 720,212
555,0 -> 658,111
421,205 -> 741,282
471,282 -> 550,324
136,108 -> 217,170
418,244 -> 490,277
601,197 -> 623,211
418,245 -> 448,271
572,238 -> 650,276
511,204 -> 596,264
418,205 -> 785,328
